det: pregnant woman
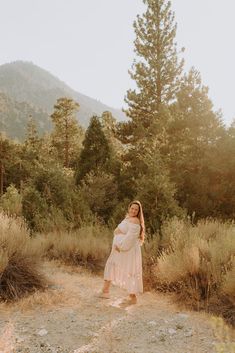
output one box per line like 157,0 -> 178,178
99,200 -> 145,304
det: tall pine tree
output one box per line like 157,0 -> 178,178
167,68 -> 225,218
119,0 -> 184,144
50,97 -> 82,168
75,116 -> 112,184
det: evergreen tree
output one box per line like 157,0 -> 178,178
0,134 -> 7,195
0,134 -> 22,194
25,116 -> 40,148
167,68 -> 226,218
23,116 -> 42,165
75,116 -> 112,184
100,111 -> 124,156
79,169 -> 118,222
115,0 -> 184,215
118,0 -> 184,144
135,145 -> 184,232
50,97 -> 83,167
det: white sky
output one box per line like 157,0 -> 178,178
0,0 -> 234,125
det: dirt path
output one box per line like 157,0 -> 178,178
0,261 -> 232,353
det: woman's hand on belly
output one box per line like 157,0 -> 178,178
114,245 -> 121,252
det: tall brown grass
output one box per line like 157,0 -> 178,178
0,212 -> 47,301
145,218 -> 235,326
35,223 -> 112,272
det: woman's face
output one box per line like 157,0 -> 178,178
128,203 -> 139,217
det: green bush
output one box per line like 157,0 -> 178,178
0,184 -> 22,216
21,164 -> 93,232
79,170 -> 118,222
22,185 -> 49,232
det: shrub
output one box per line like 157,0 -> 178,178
22,185 -> 49,232
0,184 -> 22,216
0,212 -> 46,301
21,163 -> 93,232
150,218 -> 235,325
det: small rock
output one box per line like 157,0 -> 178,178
184,329 -> 193,337
115,336 -> 121,341
168,328 -> 177,335
177,313 -> 189,319
176,323 -> 184,330
149,336 -> 158,343
47,284 -> 63,290
37,329 -> 48,336
148,320 -> 157,326
159,334 -> 166,342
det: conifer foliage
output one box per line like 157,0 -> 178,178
75,116 -> 112,184
120,0 -> 184,144
51,97 -> 82,168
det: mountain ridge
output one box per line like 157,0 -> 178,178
0,61 -> 127,140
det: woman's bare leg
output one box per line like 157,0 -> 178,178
102,280 -> 111,293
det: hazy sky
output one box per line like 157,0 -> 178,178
0,0 -> 235,125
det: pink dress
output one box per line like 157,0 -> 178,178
104,218 -> 143,294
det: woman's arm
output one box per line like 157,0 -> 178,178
116,224 -> 140,252
113,227 -> 125,235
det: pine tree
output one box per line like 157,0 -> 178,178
119,0 -> 184,144
0,135 -> 6,195
24,116 -> 42,162
50,97 -> 82,168
167,68 -> 225,217
0,134 -> 24,194
100,111 -> 124,157
25,116 -> 40,148
75,116 -> 112,184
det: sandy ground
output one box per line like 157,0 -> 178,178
0,261 -> 234,353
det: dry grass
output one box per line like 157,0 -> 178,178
147,218 -> 235,326
10,287 -> 71,312
221,258 -> 235,299
34,224 -> 112,272
0,261 -> 88,315
0,212 -> 47,301
212,317 -> 235,353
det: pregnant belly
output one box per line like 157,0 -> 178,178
112,233 -> 125,247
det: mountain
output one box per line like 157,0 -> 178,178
0,61 -> 126,140
0,92 -> 50,140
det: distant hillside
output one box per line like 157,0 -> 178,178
0,92 -> 50,140
0,61 -> 126,140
